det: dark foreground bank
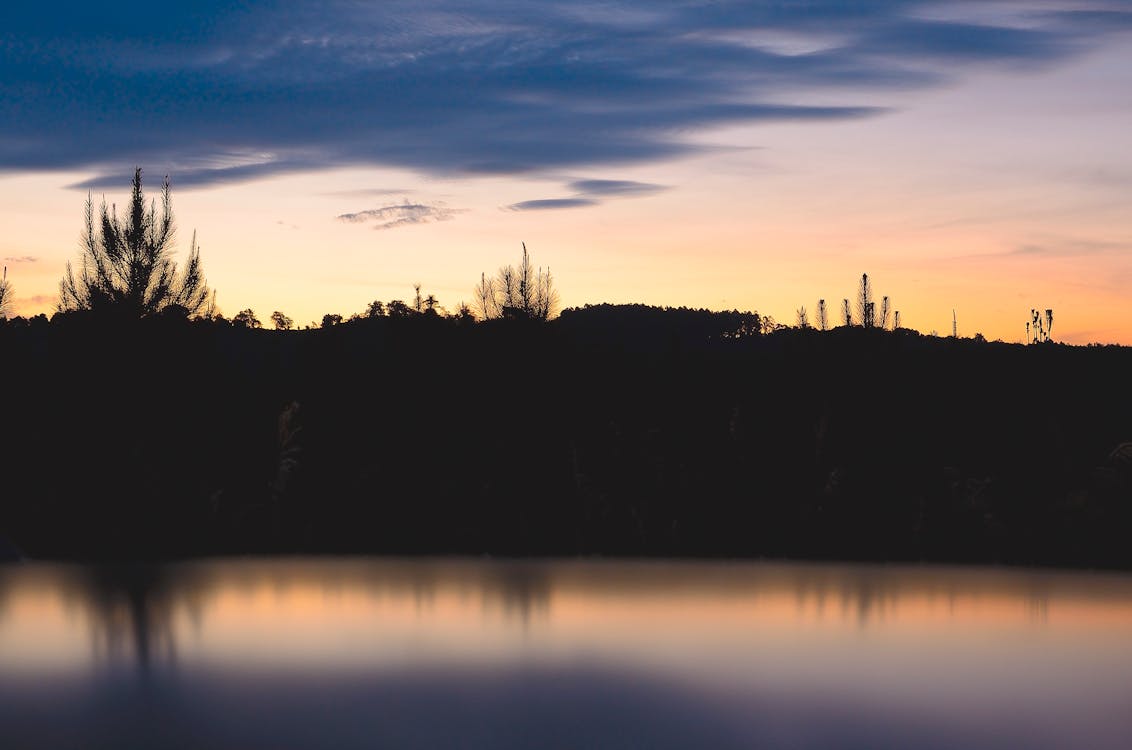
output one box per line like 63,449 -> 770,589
1,305 -> 1130,566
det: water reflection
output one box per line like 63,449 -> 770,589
2,559 -> 1132,748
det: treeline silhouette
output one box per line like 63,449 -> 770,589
1,306 -> 1131,567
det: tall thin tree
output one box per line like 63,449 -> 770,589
856,273 -> 874,328
474,272 -> 498,320
59,168 -> 209,317
0,266 -> 12,319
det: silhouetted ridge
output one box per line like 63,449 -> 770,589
1,305 -> 1130,566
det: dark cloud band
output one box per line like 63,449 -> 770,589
0,1 -> 1117,188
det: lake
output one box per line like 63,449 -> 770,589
2,558 -> 1131,749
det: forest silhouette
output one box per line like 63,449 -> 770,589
1,171 -> 1130,566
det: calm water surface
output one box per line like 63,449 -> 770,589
2,558 -> 1131,749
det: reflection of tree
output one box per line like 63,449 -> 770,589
486,563 -> 551,626
0,569 -> 12,620
1024,578 -> 1051,624
73,564 -> 206,672
375,561 -> 553,626
359,560 -> 553,625
785,566 -> 1058,628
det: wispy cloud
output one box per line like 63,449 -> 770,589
3,256 -> 38,263
337,201 -> 465,230
0,2 -> 1121,187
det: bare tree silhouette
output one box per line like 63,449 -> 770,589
816,299 -> 828,331
0,266 -> 12,319
856,273 -> 875,328
474,272 -> 498,319
474,243 -> 559,321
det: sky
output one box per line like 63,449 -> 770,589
1,1 -> 1131,342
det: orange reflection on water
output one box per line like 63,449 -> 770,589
3,559 -> 1132,677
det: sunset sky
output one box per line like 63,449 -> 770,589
1,1 -> 1130,342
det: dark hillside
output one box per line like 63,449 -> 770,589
1,306 -> 1130,567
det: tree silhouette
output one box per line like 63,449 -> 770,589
386,300 -> 413,318
270,311 -> 293,330
1029,308 -> 1055,343
850,274 -> 893,329
816,299 -> 828,331
0,266 -> 12,319
233,309 -> 262,328
856,273 -> 875,328
59,168 -> 210,317
474,272 -> 498,319
474,243 -> 559,321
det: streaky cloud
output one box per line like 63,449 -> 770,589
569,180 -> 667,197
505,198 -> 600,211
4,256 -> 39,263
68,159 -> 315,191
